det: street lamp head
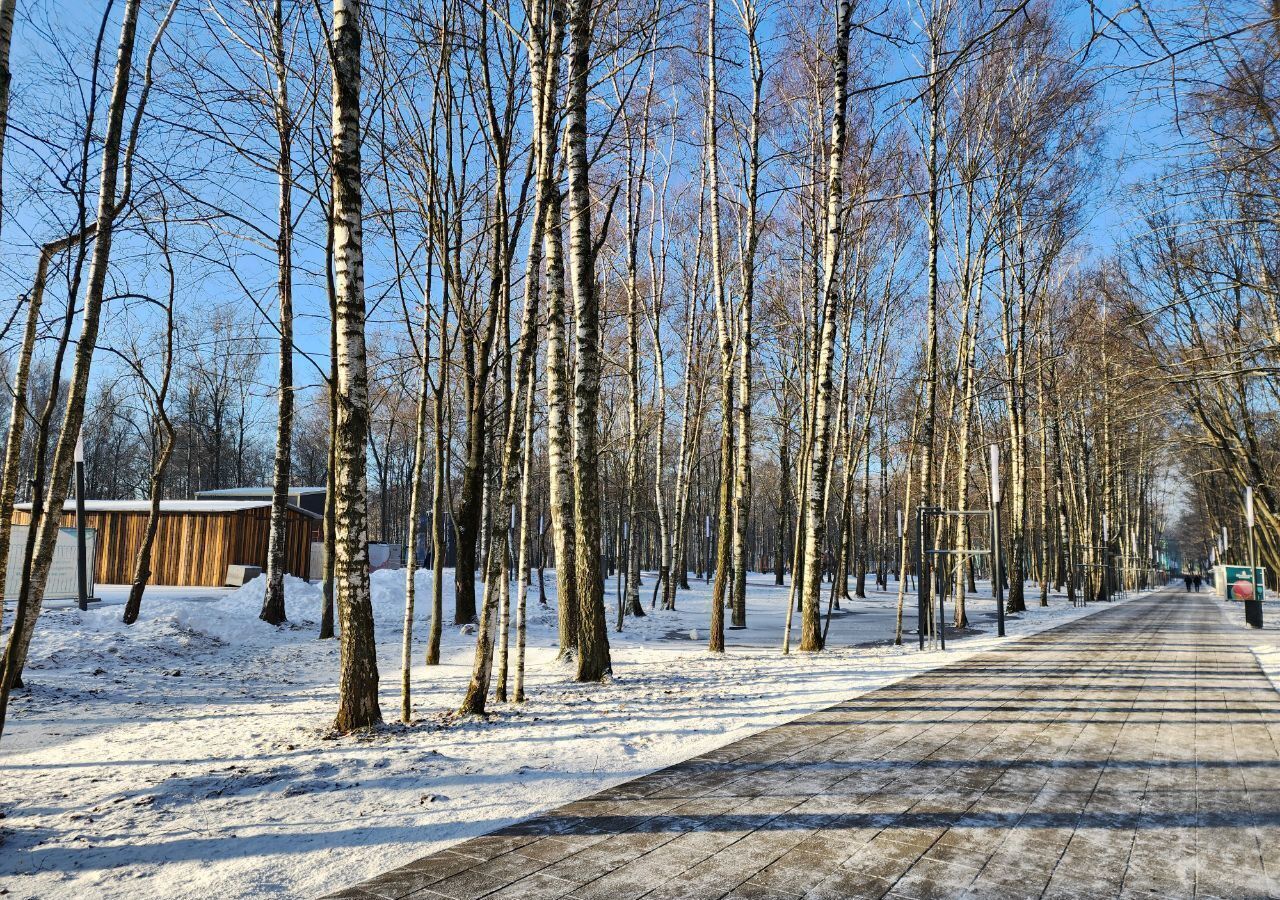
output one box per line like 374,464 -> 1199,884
989,444 -> 1001,505
74,433 -> 84,464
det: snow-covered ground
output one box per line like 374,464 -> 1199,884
1,569 -> 1140,900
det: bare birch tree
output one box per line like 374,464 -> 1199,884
565,0 -> 612,681
329,0 -> 382,734
797,0 -> 853,652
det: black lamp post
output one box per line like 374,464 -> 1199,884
989,444 -> 1004,634
896,508 -> 904,588
1102,515 -> 1111,603
704,515 -> 711,583
1245,486 -> 1263,628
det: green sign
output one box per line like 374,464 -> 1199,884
1223,566 -> 1266,602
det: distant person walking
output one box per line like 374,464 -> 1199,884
1184,573 -> 1193,591
1193,573 -> 1202,592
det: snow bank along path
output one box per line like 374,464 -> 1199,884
0,570 -> 1145,900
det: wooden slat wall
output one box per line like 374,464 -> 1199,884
10,507 -> 314,587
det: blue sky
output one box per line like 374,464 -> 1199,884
0,0 -> 1208,400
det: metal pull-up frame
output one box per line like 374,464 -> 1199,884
1112,553 -> 1161,596
1077,543 -> 1113,603
916,505 -> 1006,651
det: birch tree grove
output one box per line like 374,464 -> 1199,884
1,0 -> 1271,744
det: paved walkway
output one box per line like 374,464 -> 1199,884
324,590 -> 1280,900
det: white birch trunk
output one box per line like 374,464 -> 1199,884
798,0 -> 853,652
564,0 -> 611,681
261,0 -> 295,627
330,0 -> 381,734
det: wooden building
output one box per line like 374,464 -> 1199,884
12,500 -> 319,587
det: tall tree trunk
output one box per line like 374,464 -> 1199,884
951,309 -> 978,628
730,0 -> 763,629
620,82 -> 651,622
798,0 -> 853,652
1036,322 -> 1051,607
668,201 -> 706,606
648,240 -> 671,609
425,6 -> 455,664
1000,230 -> 1028,613
895,391 -> 924,645
564,0 -> 611,681
426,262 -> 450,664
400,260 -> 433,722
261,0 -> 295,626
513,362 -> 538,702
454,369 -> 487,625
123,211 -> 178,626
320,193 -> 338,640
0,0 -> 15,245
544,185 -> 579,655
705,0 -> 730,653
330,0 -> 381,734
537,0 -> 573,658
915,37 -> 943,608
856,423 -> 871,598
454,258 -> 502,628
1050,372 -> 1073,602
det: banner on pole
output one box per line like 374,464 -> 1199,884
1221,565 -> 1266,602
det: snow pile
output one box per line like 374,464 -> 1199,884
369,567 -> 433,629
24,575 -> 322,672
23,568 -> 457,675
169,574 -> 324,643
21,604 -> 219,670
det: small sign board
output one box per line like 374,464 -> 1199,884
369,543 -> 402,572
1222,565 -> 1266,602
4,525 -> 97,600
309,541 -> 325,583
